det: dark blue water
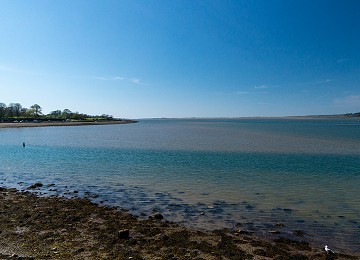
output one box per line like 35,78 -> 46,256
0,118 -> 359,253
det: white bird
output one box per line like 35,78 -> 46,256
325,245 -> 335,254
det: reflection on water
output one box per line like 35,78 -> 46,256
0,118 -> 359,253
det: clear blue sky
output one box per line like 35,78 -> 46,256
1,0 -> 359,118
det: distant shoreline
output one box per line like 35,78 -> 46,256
0,119 -> 137,128
144,115 -> 358,120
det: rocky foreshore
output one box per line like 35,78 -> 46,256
0,187 -> 358,259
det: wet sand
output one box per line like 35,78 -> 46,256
0,187 -> 358,259
0,120 -> 137,128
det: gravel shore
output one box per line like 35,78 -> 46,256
0,187 -> 358,259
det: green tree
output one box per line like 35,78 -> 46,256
24,108 -> 36,117
30,104 -> 42,117
12,103 -> 22,117
6,103 -> 15,117
20,108 -> 27,116
62,109 -> 72,119
6,103 -> 22,117
49,110 -> 62,117
71,112 -> 86,120
0,103 -> 6,118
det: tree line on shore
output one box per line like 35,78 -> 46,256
345,112 -> 360,117
0,102 -> 114,122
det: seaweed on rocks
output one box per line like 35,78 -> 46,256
0,187 -> 358,259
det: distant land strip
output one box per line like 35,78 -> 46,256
0,119 -> 137,128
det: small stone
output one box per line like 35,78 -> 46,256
118,229 -> 130,239
11,253 -> 18,257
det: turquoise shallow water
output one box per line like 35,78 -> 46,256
0,118 -> 359,253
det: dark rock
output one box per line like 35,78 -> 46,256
293,229 -> 305,236
283,208 -> 293,213
27,182 -> 43,189
118,229 -> 130,239
245,204 -> 255,210
153,213 -> 164,220
190,249 -> 201,257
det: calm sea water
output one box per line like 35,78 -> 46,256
0,118 -> 359,253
